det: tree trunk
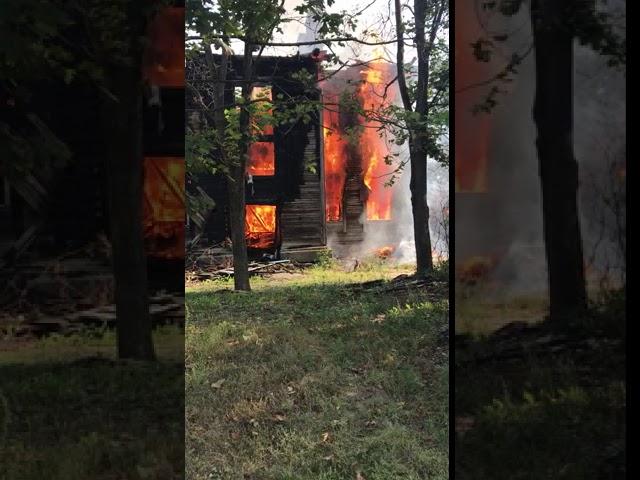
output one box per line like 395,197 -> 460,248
394,0 -> 436,276
204,41 -> 250,291
227,42 -> 255,291
412,0 -> 438,275
410,141 -> 433,276
104,65 -> 155,360
531,0 -> 587,321
228,163 -> 250,291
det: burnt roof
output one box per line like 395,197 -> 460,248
186,52 -> 320,84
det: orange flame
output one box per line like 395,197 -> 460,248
454,6 -> 503,193
359,57 -> 395,221
248,142 -> 275,176
455,255 -> 498,285
374,245 -> 394,259
245,204 -> 276,249
142,157 -> 185,259
323,92 -> 348,221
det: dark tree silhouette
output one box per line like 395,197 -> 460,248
530,0 -> 587,320
465,0 -> 624,321
1,0 -> 168,359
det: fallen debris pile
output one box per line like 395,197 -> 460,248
186,259 -> 306,283
1,256 -> 114,318
455,320 -> 624,368
1,293 -> 184,338
186,244 -> 231,272
1,252 -> 184,338
351,273 -> 448,300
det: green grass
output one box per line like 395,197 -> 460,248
0,326 -> 184,365
0,327 -> 185,480
455,290 -> 626,480
186,265 -> 449,480
454,283 -> 548,337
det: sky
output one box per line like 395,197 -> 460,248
223,0 -> 427,66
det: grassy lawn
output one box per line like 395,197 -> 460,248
455,287 -> 548,336
455,290 -> 626,480
186,264 -> 449,480
0,327 -> 185,480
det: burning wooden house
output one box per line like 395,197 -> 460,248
186,51 -> 408,259
141,4 -> 186,262
454,3 -> 510,277
454,1 -> 547,283
1,4 -> 185,274
321,56 -> 405,254
186,53 -> 325,256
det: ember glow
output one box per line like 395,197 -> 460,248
455,255 -> 498,285
248,142 -> 275,176
374,245 -> 395,259
359,54 -> 395,221
143,6 -> 185,87
323,92 -> 348,221
245,204 -> 277,249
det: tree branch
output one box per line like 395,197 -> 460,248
187,34 -> 408,47
394,0 -> 413,112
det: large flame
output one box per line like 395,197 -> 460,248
247,142 -> 275,176
245,204 -> 276,249
454,3 -> 504,193
142,157 -> 185,259
359,54 -> 395,221
320,48 -> 397,223
323,91 -> 348,221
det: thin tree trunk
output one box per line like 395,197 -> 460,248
228,165 -> 250,290
395,0 -> 433,276
204,39 -> 250,291
395,0 -> 437,276
410,142 -> 433,276
104,64 -> 155,360
531,0 -> 587,321
227,42 -> 255,291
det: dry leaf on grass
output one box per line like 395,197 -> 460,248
211,379 -> 225,389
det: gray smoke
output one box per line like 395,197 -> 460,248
455,1 -> 626,298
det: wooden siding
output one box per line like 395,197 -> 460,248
280,124 -> 325,247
